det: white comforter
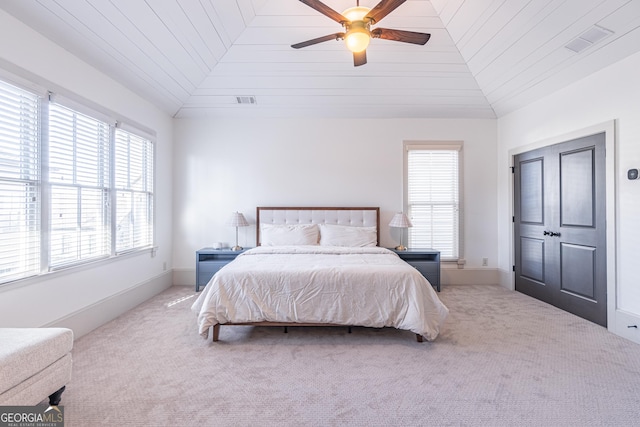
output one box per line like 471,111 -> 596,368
191,246 -> 449,340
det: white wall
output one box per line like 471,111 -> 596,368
172,117 -> 498,284
0,10 -> 174,337
497,50 -> 640,343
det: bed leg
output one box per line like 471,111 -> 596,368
348,326 -> 352,334
283,326 -> 288,334
212,324 -> 220,342
416,334 -> 424,343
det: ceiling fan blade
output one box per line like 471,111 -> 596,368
365,0 -> 407,24
372,28 -> 431,45
298,0 -> 347,24
353,50 -> 367,67
291,32 -> 345,49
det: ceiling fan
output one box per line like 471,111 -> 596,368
291,0 -> 431,67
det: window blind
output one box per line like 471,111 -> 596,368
407,147 -> 460,260
48,102 -> 110,267
0,80 -> 41,282
114,128 -> 153,252
0,73 -> 157,286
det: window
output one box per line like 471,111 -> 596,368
405,143 -> 462,260
114,128 -> 154,252
49,103 -> 111,267
0,80 -> 41,282
0,73 -> 155,286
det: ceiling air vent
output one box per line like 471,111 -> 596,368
565,25 -> 613,53
236,96 -> 257,105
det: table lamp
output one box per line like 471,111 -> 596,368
389,212 -> 412,251
227,212 -> 249,251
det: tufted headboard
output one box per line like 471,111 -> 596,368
256,207 -> 380,246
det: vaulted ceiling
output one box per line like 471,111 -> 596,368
2,0 -> 640,119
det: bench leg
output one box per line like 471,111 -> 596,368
48,386 -> 65,406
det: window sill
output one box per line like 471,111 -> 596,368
0,246 -> 157,293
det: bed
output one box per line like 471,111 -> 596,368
191,207 -> 448,342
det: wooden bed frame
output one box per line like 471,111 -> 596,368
211,206 -> 423,342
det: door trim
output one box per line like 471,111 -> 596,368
507,120 -> 616,331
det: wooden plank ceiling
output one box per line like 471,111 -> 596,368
2,0 -> 640,119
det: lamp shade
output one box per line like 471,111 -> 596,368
389,212 -> 413,228
227,212 -> 249,227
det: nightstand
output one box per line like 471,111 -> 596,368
195,248 -> 250,292
390,248 -> 441,292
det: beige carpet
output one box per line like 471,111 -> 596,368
59,284 -> 640,426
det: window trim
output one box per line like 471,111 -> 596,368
403,140 -> 464,262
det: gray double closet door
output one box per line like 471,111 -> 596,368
514,132 -> 606,326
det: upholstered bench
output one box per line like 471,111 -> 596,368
0,328 -> 73,406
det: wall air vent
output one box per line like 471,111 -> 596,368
236,96 -> 257,105
565,25 -> 613,53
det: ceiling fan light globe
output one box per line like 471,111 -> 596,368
342,6 -> 371,22
345,28 -> 370,53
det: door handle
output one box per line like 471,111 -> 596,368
543,231 -> 561,237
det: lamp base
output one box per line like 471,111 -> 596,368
231,245 -> 243,251
395,245 -> 408,251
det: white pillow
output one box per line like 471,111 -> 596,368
260,223 -> 319,246
319,224 -> 377,247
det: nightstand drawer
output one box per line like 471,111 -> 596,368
410,262 -> 440,286
195,248 -> 250,291
197,261 -> 227,286
390,248 -> 441,292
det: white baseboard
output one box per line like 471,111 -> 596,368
442,267 -> 500,286
498,268 -> 514,290
613,310 -> 640,345
45,271 -> 172,339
